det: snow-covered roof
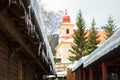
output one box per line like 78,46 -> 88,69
29,0 -> 56,74
67,61 -> 78,69
70,55 -> 89,72
57,71 -> 67,77
84,28 -> 120,67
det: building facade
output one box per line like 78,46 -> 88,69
55,10 -> 75,72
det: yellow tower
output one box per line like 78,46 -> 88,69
56,9 -> 74,65
59,9 -> 74,43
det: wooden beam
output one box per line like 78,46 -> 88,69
18,60 -> 23,80
102,62 -> 107,80
77,70 -> 79,80
83,70 -> 86,80
89,68 -> 93,80
10,47 -> 22,58
75,70 -> 77,80
79,68 -> 82,80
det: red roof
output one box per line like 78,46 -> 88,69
60,30 -> 106,45
62,9 -> 71,23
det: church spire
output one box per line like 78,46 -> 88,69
65,9 -> 67,15
62,9 -> 71,23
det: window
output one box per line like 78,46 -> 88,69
66,29 -> 69,34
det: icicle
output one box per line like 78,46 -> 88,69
19,0 -> 22,5
31,24 -> 35,35
41,42 -> 47,61
27,25 -> 30,35
30,0 -> 34,8
28,3 -> 34,35
34,30 -> 39,39
28,4 -> 32,20
26,14 -> 29,27
42,51 -> 48,64
27,21 -> 30,35
42,48 -> 45,61
21,1 -> 25,11
24,11 -> 27,23
50,65 -> 53,72
9,0 -> 11,6
30,23 -> 33,34
46,50 -> 49,59
38,42 -> 42,56
46,46 -> 49,58
33,25 -> 35,33
29,20 -> 33,35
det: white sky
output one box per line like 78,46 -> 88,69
41,0 -> 120,29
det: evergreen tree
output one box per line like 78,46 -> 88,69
68,10 -> 87,61
104,15 -> 117,39
87,19 -> 100,53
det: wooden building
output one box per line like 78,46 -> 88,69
67,29 -> 120,80
0,0 -> 56,80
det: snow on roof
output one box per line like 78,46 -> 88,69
47,71 -> 67,78
67,61 -> 78,70
57,71 -> 67,77
84,28 -> 120,67
26,0 -> 56,74
70,55 -> 89,72
47,75 -> 56,78
67,61 -> 78,69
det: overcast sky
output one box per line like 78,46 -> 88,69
41,0 -> 120,29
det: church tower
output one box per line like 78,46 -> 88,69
56,9 -> 74,65
59,9 -> 74,43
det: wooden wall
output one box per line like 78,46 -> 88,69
0,35 -> 41,80
0,34 -> 8,80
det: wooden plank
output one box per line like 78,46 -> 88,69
102,62 -> 107,80
83,70 -> 86,80
79,68 -> 82,80
18,60 -> 22,80
89,68 -> 93,80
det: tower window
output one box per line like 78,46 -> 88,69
66,29 -> 69,34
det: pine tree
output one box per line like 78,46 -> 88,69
104,15 -> 117,39
87,19 -> 100,53
68,10 -> 87,61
